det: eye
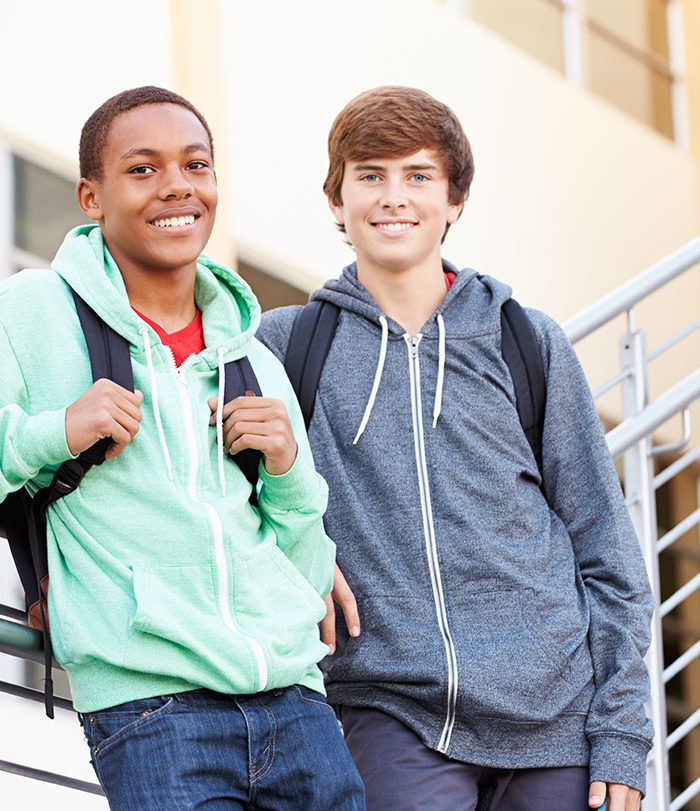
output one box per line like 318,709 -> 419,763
410,173 -> 428,182
187,160 -> 209,170
361,173 -> 380,182
128,165 -> 155,175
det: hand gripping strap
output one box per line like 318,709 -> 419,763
223,356 -> 263,505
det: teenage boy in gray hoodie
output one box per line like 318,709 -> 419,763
256,86 -> 653,811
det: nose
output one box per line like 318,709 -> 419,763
159,164 -> 194,200
380,178 -> 407,210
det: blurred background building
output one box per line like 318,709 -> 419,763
0,1 -> 698,807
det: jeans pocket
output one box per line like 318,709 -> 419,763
293,685 -> 337,715
81,695 -> 177,758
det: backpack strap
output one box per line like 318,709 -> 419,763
285,300 -> 341,429
500,298 -> 546,476
17,291 -> 137,716
223,356 -> 263,505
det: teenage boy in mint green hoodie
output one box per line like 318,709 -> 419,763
0,87 -> 364,810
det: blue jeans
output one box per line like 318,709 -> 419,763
79,686 -> 366,810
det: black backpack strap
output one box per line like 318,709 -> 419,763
14,292 -> 136,717
500,298 -> 546,476
284,300 -> 341,429
223,356 -> 263,505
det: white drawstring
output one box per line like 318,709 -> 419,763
353,315 -> 389,445
140,328 -> 173,480
433,314 -> 446,428
216,348 -> 227,497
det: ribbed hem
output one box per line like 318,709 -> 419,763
328,685 -> 592,771
68,661 -> 326,714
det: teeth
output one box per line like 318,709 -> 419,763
376,222 -> 414,232
153,215 -> 195,228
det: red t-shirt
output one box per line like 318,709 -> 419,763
133,308 -> 205,367
445,270 -> 456,290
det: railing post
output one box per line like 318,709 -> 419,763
620,323 -> 671,809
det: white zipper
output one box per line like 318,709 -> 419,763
403,334 -> 459,753
169,352 -> 268,692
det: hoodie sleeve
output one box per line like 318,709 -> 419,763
254,330 -> 335,598
0,320 -> 75,502
528,309 -> 654,794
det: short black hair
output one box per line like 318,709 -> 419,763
79,86 -> 214,180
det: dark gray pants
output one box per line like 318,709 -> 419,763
341,706 -> 589,811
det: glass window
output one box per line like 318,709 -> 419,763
13,156 -> 89,263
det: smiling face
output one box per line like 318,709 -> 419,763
329,148 -> 462,280
77,103 -> 217,282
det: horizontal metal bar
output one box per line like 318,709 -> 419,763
591,367 -> 632,401
0,603 -> 27,622
650,408 -> 692,457
647,315 -> 700,362
587,17 -> 673,80
564,236 -> 700,344
0,758 -> 103,796
660,572 -> 700,617
0,679 -> 73,713
670,774 -> 700,811
664,639 -> 700,683
606,369 -> 700,459
657,508 -> 700,554
655,445 -> 700,490
667,707 -> 700,750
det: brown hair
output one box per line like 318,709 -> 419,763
79,86 -> 214,181
323,86 -> 474,210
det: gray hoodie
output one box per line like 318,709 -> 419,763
257,263 -> 653,794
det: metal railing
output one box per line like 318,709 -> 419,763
0,602 -> 104,796
563,236 -> 700,810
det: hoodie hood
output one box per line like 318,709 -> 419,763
51,224 -> 260,367
309,260 -> 512,338
308,260 -> 513,441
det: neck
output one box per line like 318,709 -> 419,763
115,257 -> 197,333
356,257 -> 447,336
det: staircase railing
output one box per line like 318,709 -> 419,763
564,236 -> 700,810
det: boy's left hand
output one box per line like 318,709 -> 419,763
208,395 -> 297,475
589,781 -> 641,811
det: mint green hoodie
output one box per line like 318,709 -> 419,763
0,225 -> 334,712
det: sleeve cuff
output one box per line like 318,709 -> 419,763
588,733 -> 651,796
257,452 -> 324,509
13,407 -> 76,473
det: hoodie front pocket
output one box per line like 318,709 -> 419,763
232,544 -> 327,683
451,588 -> 582,723
125,564 -> 259,692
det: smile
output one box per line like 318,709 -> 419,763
373,222 -> 416,232
151,215 -> 197,228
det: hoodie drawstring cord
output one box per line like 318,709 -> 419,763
216,348 -> 227,497
433,314 -> 446,428
140,327 -> 173,480
353,314 -> 389,445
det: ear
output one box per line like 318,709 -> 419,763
76,178 -> 103,221
447,201 -> 464,225
328,195 -> 344,225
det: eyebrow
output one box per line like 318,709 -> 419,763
119,142 -> 211,161
350,162 -> 440,173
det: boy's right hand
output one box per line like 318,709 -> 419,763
65,380 -> 143,460
321,563 -> 361,655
